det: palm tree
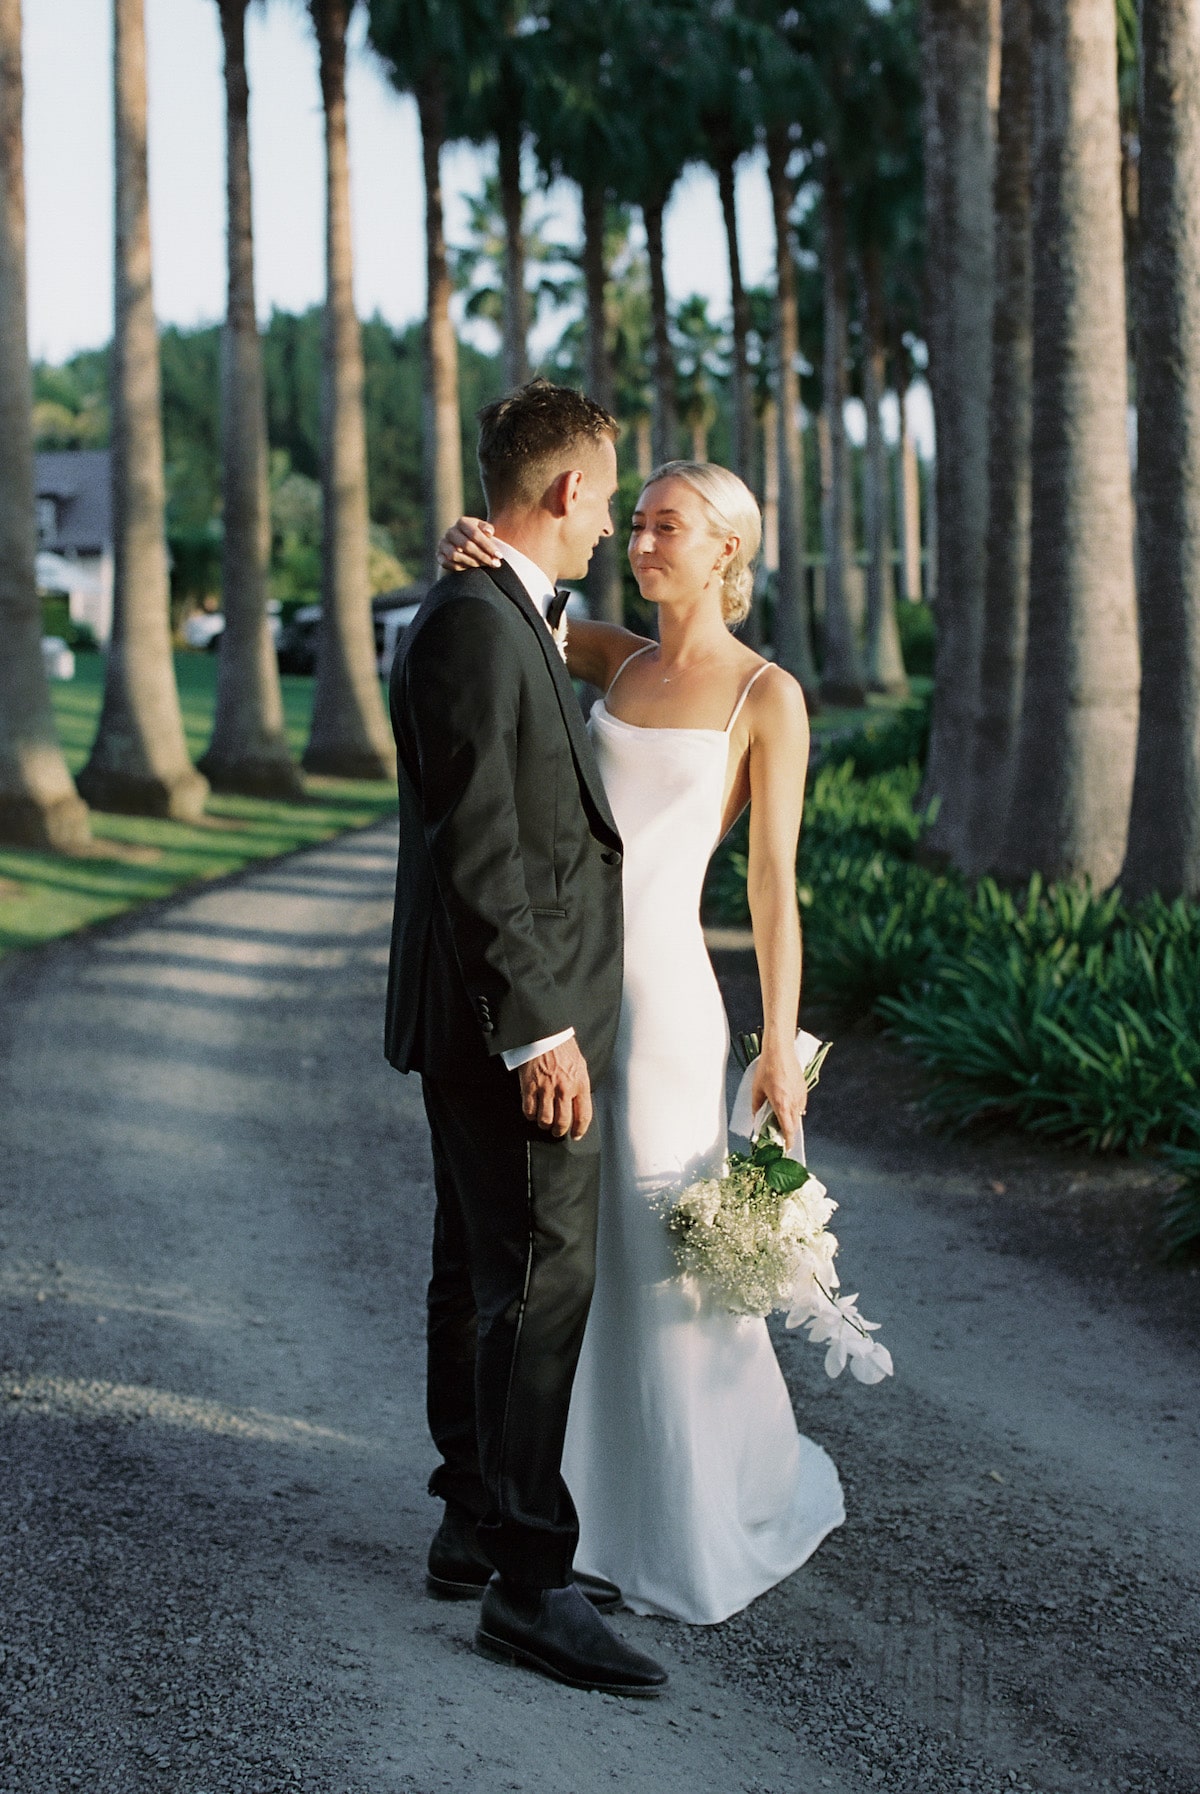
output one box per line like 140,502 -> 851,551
917,0 -> 997,863
674,294 -> 724,462
818,157 -> 866,704
765,124 -> 818,692
416,67 -> 465,571
0,0 -> 90,851
1121,0 -> 1200,899
894,355 -> 923,603
998,0 -> 1140,887
967,0 -> 1032,871
694,3 -> 761,484
78,0 -> 208,820
303,0 -> 394,779
528,0 -> 637,622
496,111 -> 528,390
642,189 -> 679,468
711,129 -> 753,481
368,1 -> 466,578
859,244 -> 908,693
448,0 -> 542,390
200,0 -> 303,799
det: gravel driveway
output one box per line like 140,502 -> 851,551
0,824 -> 1195,1793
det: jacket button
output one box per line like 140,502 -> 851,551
602,849 -> 622,865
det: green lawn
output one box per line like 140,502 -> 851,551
0,655 -> 924,961
0,652 -> 397,957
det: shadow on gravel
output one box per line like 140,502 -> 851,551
0,1407 -> 373,1793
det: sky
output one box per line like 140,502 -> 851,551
24,0 -> 779,365
23,0 -> 932,453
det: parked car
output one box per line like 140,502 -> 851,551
373,589 -> 423,677
275,603 -> 321,675
183,603 -> 283,653
182,610 -> 225,651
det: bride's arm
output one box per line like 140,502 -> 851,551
744,670 -> 811,1149
434,516 -> 650,688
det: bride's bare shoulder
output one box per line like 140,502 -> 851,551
744,661 -> 810,740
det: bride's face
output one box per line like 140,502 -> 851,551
628,478 -> 736,607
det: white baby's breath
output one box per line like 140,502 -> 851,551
664,1034 -> 893,1382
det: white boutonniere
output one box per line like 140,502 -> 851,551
550,609 -> 569,664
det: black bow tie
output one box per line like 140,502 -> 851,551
545,589 -> 571,631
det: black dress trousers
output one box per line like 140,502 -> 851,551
421,1062 -> 601,1590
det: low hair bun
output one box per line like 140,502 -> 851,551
721,563 -> 755,628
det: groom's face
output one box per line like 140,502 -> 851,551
560,437 -> 619,580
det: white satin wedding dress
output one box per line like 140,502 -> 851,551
562,649 -> 845,1625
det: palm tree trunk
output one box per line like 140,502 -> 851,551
766,124 -> 817,692
77,0 -> 208,820
1121,0 -> 1200,899
580,180 -> 621,625
497,110 -> 529,391
416,68 -> 463,580
201,0 -> 301,799
303,0 -> 394,780
760,396 -> 780,573
819,160 -> 865,704
633,413 -> 652,479
918,0 -> 997,862
895,354 -> 923,601
861,247 -> 908,694
0,0 -> 90,851
998,0 -> 1140,886
644,191 -> 677,468
968,0 -> 1033,871
714,138 -> 753,482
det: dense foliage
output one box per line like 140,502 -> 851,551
33,310 -> 505,604
705,694 -> 1200,1250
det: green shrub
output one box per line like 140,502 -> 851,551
818,696 -> 931,778
706,732 -> 1200,1249
897,601 -> 935,678
882,886 -> 1200,1153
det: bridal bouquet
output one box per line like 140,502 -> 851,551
665,1032 -> 893,1384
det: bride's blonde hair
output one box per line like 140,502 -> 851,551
645,460 -> 762,627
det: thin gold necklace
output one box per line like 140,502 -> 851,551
655,645 -> 725,684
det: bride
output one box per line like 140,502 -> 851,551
437,460 -> 844,1625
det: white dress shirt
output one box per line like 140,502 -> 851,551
491,537 -> 577,1074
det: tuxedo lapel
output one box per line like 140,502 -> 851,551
484,560 -> 621,847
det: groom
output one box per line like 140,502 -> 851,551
386,381 -> 666,1696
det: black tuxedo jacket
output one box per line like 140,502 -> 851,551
385,559 -> 625,1083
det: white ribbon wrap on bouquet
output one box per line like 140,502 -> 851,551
728,1028 -> 826,1161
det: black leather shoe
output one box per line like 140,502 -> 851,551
475,1576 -> 668,1697
426,1507 -> 621,1612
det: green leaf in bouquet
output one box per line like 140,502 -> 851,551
764,1156 -> 811,1193
752,1140 -> 785,1166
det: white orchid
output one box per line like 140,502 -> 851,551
797,1291 -> 895,1384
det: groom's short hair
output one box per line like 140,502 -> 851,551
478,379 -> 619,510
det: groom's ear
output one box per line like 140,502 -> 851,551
546,467 -> 583,518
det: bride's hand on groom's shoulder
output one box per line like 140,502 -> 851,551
519,1038 -> 594,1141
752,1048 -> 809,1154
437,517 -> 502,572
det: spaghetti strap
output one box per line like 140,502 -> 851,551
723,662 -> 774,735
605,641 -> 656,699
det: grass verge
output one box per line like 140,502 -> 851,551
0,654 -> 397,957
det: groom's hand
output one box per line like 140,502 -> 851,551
519,1039 -> 593,1140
